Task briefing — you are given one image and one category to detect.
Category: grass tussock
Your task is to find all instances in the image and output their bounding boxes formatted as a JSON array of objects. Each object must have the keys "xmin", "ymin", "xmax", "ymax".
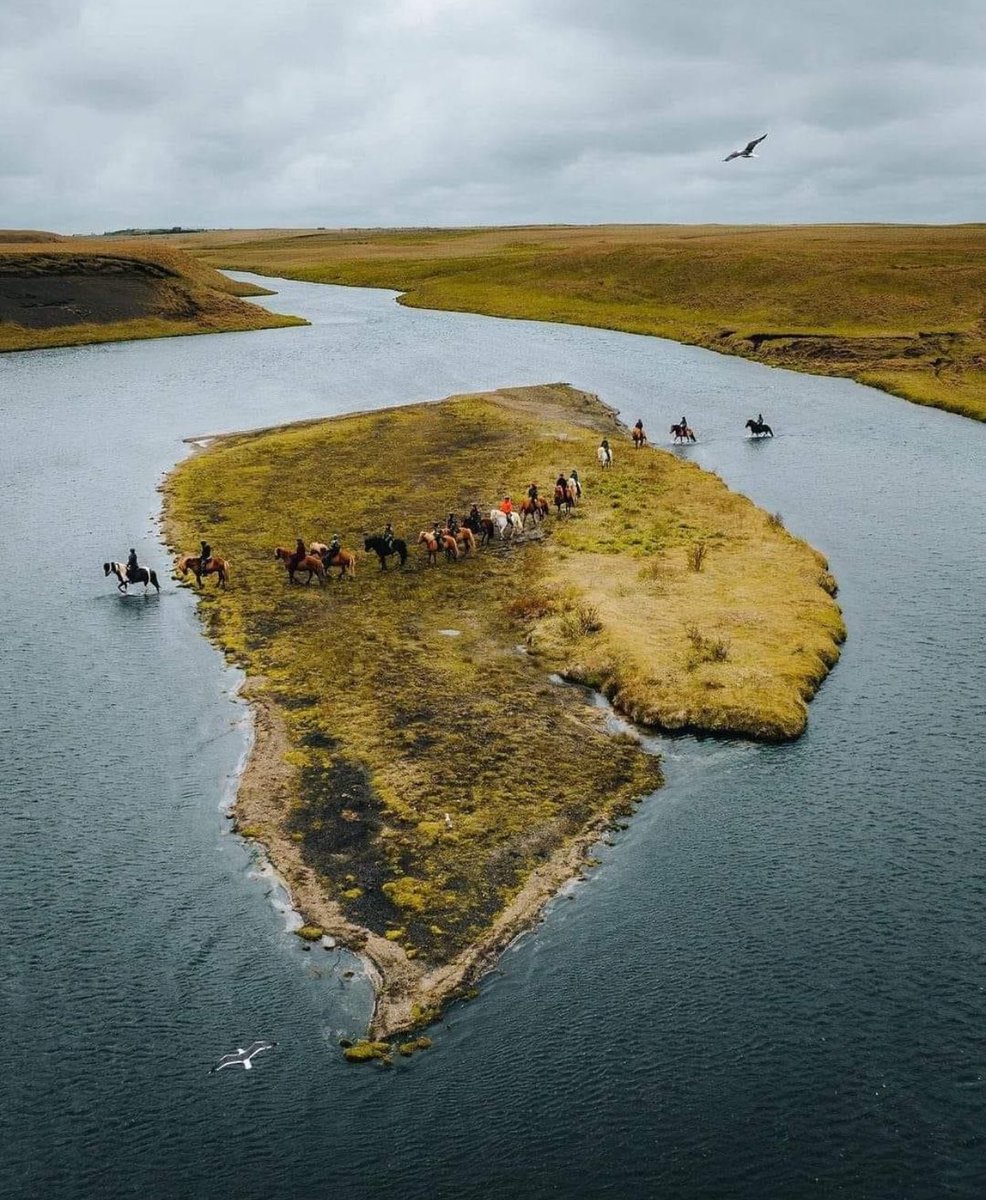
[
  {"xmin": 175, "ymin": 223, "xmax": 986, "ymax": 423},
  {"xmin": 163, "ymin": 383, "xmax": 843, "ymax": 974}
]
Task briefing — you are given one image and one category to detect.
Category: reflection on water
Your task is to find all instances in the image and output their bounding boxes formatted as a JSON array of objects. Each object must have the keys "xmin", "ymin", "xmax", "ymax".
[{"xmin": 1, "ymin": 277, "xmax": 984, "ymax": 1199}]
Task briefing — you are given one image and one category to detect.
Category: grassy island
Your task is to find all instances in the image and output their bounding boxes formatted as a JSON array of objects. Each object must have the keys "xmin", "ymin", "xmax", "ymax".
[
  {"xmin": 177, "ymin": 223, "xmax": 986, "ymax": 423},
  {"xmin": 0, "ymin": 236, "xmax": 305, "ymax": 353},
  {"xmin": 163, "ymin": 384, "xmax": 844, "ymax": 1036}
]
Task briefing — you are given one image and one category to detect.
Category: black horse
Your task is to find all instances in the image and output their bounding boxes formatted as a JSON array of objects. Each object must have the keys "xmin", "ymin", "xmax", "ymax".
[
  {"xmin": 745, "ymin": 418, "xmax": 774, "ymax": 438},
  {"xmin": 364, "ymin": 534, "xmax": 408, "ymax": 569}
]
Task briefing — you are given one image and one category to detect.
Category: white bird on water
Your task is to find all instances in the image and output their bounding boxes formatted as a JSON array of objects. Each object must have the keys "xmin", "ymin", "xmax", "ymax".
[
  {"xmin": 724, "ymin": 133, "xmax": 767, "ymax": 162},
  {"xmin": 210, "ymin": 1040, "xmax": 277, "ymax": 1073}
]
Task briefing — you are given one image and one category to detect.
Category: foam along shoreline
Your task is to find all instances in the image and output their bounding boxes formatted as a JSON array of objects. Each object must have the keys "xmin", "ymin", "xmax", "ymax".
[{"xmin": 163, "ymin": 384, "xmax": 844, "ymax": 1039}]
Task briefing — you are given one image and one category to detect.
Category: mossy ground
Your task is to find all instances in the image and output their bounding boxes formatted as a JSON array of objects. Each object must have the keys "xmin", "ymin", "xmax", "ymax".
[
  {"xmin": 163, "ymin": 384, "xmax": 842, "ymax": 976},
  {"xmin": 177, "ymin": 223, "xmax": 986, "ymax": 423}
]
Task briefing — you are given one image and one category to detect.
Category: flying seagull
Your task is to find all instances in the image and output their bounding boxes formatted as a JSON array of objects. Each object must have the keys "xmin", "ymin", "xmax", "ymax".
[
  {"xmin": 724, "ymin": 133, "xmax": 767, "ymax": 162},
  {"xmin": 209, "ymin": 1040, "xmax": 277, "ymax": 1073}
]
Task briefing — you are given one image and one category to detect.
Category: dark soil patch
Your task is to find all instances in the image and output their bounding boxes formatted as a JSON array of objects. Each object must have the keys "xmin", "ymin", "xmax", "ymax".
[{"xmin": 0, "ymin": 273, "xmax": 182, "ymax": 328}]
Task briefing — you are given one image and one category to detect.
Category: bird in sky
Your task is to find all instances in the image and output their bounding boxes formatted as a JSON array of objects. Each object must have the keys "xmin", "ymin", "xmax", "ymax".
[
  {"xmin": 209, "ymin": 1040, "xmax": 277, "ymax": 1073},
  {"xmin": 724, "ymin": 133, "xmax": 767, "ymax": 162}
]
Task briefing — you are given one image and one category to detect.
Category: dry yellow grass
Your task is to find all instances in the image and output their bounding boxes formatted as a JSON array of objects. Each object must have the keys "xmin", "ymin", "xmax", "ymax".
[{"xmin": 175, "ymin": 223, "xmax": 986, "ymax": 422}]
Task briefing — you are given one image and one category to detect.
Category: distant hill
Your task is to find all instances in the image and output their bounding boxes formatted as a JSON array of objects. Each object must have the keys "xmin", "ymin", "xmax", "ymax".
[
  {"xmin": 0, "ymin": 236, "xmax": 304, "ymax": 352},
  {"xmin": 0, "ymin": 230, "xmax": 66, "ymax": 243}
]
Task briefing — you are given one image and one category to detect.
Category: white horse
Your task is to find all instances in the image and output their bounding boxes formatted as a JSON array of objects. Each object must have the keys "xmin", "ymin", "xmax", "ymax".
[
  {"xmin": 597, "ymin": 444, "xmax": 613, "ymax": 468},
  {"xmin": 490, "ymin": 509, "xmax": 521, "ymax": 539}
]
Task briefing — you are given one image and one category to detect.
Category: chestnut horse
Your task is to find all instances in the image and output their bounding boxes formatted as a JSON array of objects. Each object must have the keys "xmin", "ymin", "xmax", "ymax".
[
  {"xmin": 554, "ymin": 484, "xmax": 575, "ymax": 515},
  {"xmin": 311, "ymin": 542, "xmax": 357, "ymax": 579},
  {"xmin": 418, "ymin": 531, "xmax": 458, "ymax": 564},
  {"xmin": 275, "ymin": 546, "xmax": 326, "ymax": 585},
  {"xmin": 519, "ymin": 497, "xmax": 549, "ymax": 527},
  {"xmin": 176, "ymin": 553, "xmax": 230, "ymax": 589},
  {"xmin": 444, "ymin": 525, "xmax": 476, "ymax": 555}
]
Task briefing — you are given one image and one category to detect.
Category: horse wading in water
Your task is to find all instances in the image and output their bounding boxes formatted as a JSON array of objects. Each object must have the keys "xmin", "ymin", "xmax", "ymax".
[
  {"xmin": 176, "ymin": 553, "xmax": 231, "ymax": 588},
  {"xmin": 745, "ymin": 418, "xmax": 774, "ymax": 438},
  {"xmin": 275, "ymin": 546, "xmax": 326, "ymax": 585},
  {"xmin": 670, "ymin": 422, "xmax": 697, "ymax": 444},
  {"xmin": 104, "ymin": 561, "xmax": 160, "ymax": 593},
  {"xmin": 364, "ymin": 534, "xmax": 408, "ymax": 569}
]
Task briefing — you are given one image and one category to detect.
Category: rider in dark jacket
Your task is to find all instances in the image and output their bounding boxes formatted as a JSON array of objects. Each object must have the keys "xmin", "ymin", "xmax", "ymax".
[
  {"xmin": 126, "ymin": 548, "xmax": 140, "ymax": 582},
  {"xmin": 327, "ymin": 535, "xmax": 341, "ymax": 562},
  {"xmin": 446, "ymin": 512, "xmax": 460, "ymax": 537},
  {"xmin": 527, "ymin": 481, "xmax": 539, "ymax": 503},
  {"xmin": 382, "ymin": 522, "xmax": 395, "ymax": 552}
]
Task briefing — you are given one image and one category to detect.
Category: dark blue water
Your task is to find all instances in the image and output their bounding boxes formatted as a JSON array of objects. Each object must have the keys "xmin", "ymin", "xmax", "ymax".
[{"xmin": 1, "ymin": 278, "xmax": 983, "ymax": 1199}]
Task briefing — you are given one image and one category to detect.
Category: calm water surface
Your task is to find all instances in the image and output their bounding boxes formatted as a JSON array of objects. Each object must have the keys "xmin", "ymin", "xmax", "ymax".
[{"xmin": 1, "ymin": 278, "xmax": 983, "ymax": 1199}]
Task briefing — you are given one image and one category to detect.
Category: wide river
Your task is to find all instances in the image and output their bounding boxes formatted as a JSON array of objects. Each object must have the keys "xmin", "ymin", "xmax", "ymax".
[{"xmin": 1, "ymin": 277, "xmax": 983, "ymax": 1199}]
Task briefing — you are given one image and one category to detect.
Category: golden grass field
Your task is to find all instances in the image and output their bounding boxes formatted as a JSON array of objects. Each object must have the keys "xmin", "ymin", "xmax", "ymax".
[
  {"xmin": 163, "ymin": 384, "xmax": 843, "ymax": 1034},
  {"xmin": 0, "ymin": 236, "xmax": 305, "ymax": 352},
  {"xmin": 172, "ymin": 223, "xmax": 986, "ymax": 422}
]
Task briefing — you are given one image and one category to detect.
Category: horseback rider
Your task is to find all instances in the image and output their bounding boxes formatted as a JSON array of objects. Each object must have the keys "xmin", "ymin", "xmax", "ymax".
[
  {"xmin": 570, "ymin": 469, "xmax": 581, "ymax": 498},
  {"xmin": 757, "ymin": 412, "xmax": 764, "ymax": 427},
  {"xmin": 199, "ymin": 538, "xmax": 211, "ymax": 573},
  {"xmin": 327, "ymin": 534, "xmax": 342, "ymax": 562},
  {"xmin": 499, "ymin": 496, "xmax": 513, "ymax": 515},
  {"xmin": 126, "ymin": 547, "xmax": 140, "ymax": 582},
  {"xmin": 289, "ymin": 537, "xmax": 305, "ymax": 570},
  {"xmin": 634, "ymin": 419, "xmax": 644, "ymax": 434},
  {"xmin": 527, "ymin": 481, "xmax": 539, "ymax": 503},
  {"xmin": 382, "ymin": 522, "xmax": 395, "ymax": 552},
  {"xmin": 446, "ymin": 511, "xmax": 460, "ymax": 537},
  {"xmin": 467, "ymin": 504, "xmax": 482, "ymax": 533},
  {"xmin": 555, "ymin": 472, "xmax": 569, "ymax": 494}
]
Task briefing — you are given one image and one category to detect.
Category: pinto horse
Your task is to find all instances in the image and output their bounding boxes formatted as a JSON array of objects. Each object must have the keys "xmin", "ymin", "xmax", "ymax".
[
  {"xmin": 745, "ymin": 418, "xmax": 774, "ymax": 438},
  {"xmin": 104, "ymin": 561, "xmax": 160, "ymax": 593},
  {"xmin": 670, "ymin": 422, "xmax": 697, "ymax": 444},
  {"xmin": 275, "ymin": 546, "xmax": 326, "ymax": 585},
  {"xmin": 176, "ymin": 553, "xmax": 230, "ymax": 588},
  {"xmin": 632, "ymin": 425, "xmax": 646, "ymax": 449},
  {"xmin": 364, "ymin": 534, "xmax": 408, "ymax": 569}
]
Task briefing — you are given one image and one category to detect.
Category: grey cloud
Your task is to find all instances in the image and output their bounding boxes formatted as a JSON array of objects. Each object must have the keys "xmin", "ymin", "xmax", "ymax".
[{"xmin": 1, "ymin": 0, "xmax": 984, "ymax": 231}]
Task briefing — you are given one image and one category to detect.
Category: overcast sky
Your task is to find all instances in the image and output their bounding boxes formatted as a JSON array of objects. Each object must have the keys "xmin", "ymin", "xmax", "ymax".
[{"xmin": 2, "ymin": 0, "xmax": 984, "ymax": 232}]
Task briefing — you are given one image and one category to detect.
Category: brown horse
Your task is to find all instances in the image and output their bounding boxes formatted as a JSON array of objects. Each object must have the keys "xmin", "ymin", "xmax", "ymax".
[
  {"xmin": 632, "ymin": 425, "xmax": 647, "ymax": 449},
  {"xmin": 445, "ymin": 525, "xmax": 476, "ymax": 554},
  {"xmin": 671, "ymin": 422, "xmax": 697, "ymax": 443},
  {"xmin": 519, "ymin": 498, "xmax": 547, "ymax": 528},
  {"xmin": 176, "ymin": 553, "xmax": 231, "ymax": 589},
  {"xmin": 554, "ymin": 484, "xmax": 575, "ymax": 515},
  {"xmin": 275, "ymin": 546, "xmax": 326, "ymax": 585},
  {"xmin": 311, "ymin": 543, "xmax": 357, "ymax": 579},
  {"xmin": 418, "ymin": 531, "xmax": 440, "ymax": 565}
]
